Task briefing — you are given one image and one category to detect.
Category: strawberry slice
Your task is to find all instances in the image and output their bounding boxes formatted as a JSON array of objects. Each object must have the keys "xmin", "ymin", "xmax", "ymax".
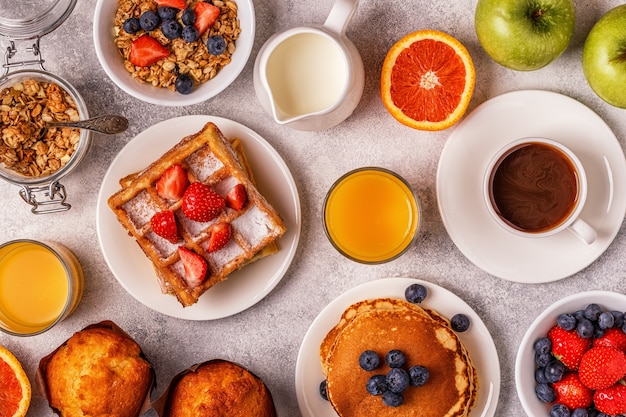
[
  {"xmin": 129, "ymin": 35, "xmax": 169, "ymax": 67},
  {"xmin": 194, "ymin": 2, "xmax": 220, "ymax": 36},
  {"xmin": 178, "ymin": 247, "xmax": 207, "ymax": 287},
  {"xmin": 226, "ymin": 183, "xmax": 247, "ymax": 210},
  {"xmin": 208, "ymin": 222, "xmax": 231, "ymax": 252},
  {"xmin": 155, "ymin": 0, "xmax": 186, "ymax": 9},
  {"xmin": 150, "ymin": 210, "xmax": 179, "ymax": 243},
  {"xmin": 182, "ymin": 182, "xmax": 225, "ymax": 222},
  {"xmin": 157, "ymin": 164, "xmax": 189, "ymax": 200}
]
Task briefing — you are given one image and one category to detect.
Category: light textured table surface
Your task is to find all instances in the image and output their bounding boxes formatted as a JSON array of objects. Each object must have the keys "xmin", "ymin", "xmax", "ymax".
[{"xmin": 1, "ymin": 1, "xmax": 626, "ymax": 417}]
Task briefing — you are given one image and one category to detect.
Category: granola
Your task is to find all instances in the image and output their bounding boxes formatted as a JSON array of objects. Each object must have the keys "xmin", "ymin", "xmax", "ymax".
[
  {"xmin": 0, "ymin": 80, "xmax": 80, "ymax": 177},
  {"xmin": 114, "ymin": 0, "xmax": 240, "ymax": 93}
]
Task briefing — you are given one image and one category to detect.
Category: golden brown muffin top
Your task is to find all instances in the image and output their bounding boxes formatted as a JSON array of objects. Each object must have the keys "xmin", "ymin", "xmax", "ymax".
[
  {"xmin": 165, "ymin": 360, "xmax": 276, "ymax": 417},
  {"xmin": 45, "ymin": 326, "xmax": 153, "ymax": 417}
]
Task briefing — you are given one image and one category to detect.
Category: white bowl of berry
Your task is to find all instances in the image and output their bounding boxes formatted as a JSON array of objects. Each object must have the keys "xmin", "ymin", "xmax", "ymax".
[
  {"xmin": 93, "ymin": 0, "xmax": 254, "ymax": 106},
  {"xmin": 516, "ymin": 290, "xmax": 626, "ymax": 417}
]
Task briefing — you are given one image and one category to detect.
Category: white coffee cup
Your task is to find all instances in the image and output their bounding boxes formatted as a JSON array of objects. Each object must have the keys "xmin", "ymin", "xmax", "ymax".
[{"xmin": 484, "ymin": 137, "xmax": 597, "ymax": 244}]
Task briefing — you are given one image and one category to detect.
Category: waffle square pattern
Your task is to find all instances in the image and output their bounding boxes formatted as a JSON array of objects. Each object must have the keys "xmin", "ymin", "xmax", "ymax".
[{"xmin": 108, "ymin": 122, "xmax": 286, "ymax": 307}]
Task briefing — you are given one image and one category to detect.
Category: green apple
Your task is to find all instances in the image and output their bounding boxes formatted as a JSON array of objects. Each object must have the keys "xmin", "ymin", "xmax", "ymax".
[
  {"xmin": 582, "ymin": 5, "xmax": 626, "ymax": 108},
  {"xmin": 475, "ymin": 0, "xmax": 575, "ymax": 71}
]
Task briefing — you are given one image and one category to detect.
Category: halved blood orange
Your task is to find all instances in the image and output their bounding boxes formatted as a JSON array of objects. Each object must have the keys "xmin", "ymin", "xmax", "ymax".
[
  {"xmin": 0, "ymin": 346, "xmax": 31, "ymax": 417},
  {"xmin": 381, "ymin": 30, "xmax": 475, "ymax": 131}
]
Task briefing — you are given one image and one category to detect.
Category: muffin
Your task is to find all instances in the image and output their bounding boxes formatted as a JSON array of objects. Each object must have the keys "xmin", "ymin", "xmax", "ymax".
[
  {"xmin": 163, "ymin": 360, "xmax": 276, "ymax": 417},
  {"xmin": 40, "ymin": 321, "xmax": 153, "ymax": 417}
]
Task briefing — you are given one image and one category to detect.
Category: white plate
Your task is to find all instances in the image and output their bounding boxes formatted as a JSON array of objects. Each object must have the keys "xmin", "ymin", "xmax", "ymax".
[
  {"xmin": 515, "ymin": 291, "xmax": 626, "ymax": 417},
  {"xmin": 437, "ymin": 90, "xmax": 626, "ymax": 283},
  {"xmin": 96, "ymin": 115, "xmax": 301, "ymax": 320},
  {"xmin": 295, "ymin": 277, "xmax": 500, "ymax": 417},
  {"xmin": 93, "ymin": 0, "xmax": 255, "ymax": 106}
]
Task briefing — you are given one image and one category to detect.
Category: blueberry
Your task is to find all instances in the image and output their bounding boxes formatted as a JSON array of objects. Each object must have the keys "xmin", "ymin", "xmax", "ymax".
[
  {"xmin": 158, "ymin": 6, "xmax": 178, "ymax": 20},
  {"xmin": 175, "ymin": 74, "xmax": 194, "ymax": 94},
  {"xmin": 571, "ymin": 409, "xmax": 589, "ymax": 417},
  {"xmin": 408, "ymin": 365, "xmax": 429, "ymax": 386},
  {"xmin": 557, "ymin": 313, "xmax": 577, "ymax": 331},
  {"xmin": 535, "ymin": 367, "xmax": 549, "ymax": 384},
  {"xmin": 139, "ymin": 10, "xmax": 159, "ymax": 31},
  {"xmin": 181, "ymin": 8, "xmax": 196, "ymax": 25},
  {"xmin": 535, "ymin": 383, "xmax": 556, "ymax": 403},
  {"xmin": 577, "ymin": 318, "xmax": 594, "ymax": 339},
  {"xmin": 550, "ymin": 403, "xmax": 571, "ymax": 417},
  {"xmin": 123, "ymin": 17, "xmax": 140, "ymax": 34},
  {"xmin": 382, "ymin": 390, "xmax": 404, "ymax": 407},
  {"xmin": 534, "ymin": 337, "xmax": 552, "ymax": 355},
  {"xmin": 181, "ymin": 25, "xmax": 199, "ymax": 42},
  {"xmin": 161, "ymin": 19, "xmax": 182, "ymax": 39},
  {"xmin": 405, "ymin": 283, "xmax": 427, "ymax": 304},
  {"xmin": 535, "ymin": 351, "xmax": 552, "ymax": 367},
  {"xmin": 599, "ymin": 311, "xmax": 615, "ymax": 329},
  {"xmin": 451, "ymin": 313, "xmax": 470, "ymax": 332},
  {"xmin": 319, "ymin": 380, "xmax": 328, "ymax": 401},
  {"xmin": 386, "ymin": 368, "xmax": 409, "ymax": 393},
  {"xmin": 385, "ymin": 350, "xmax": 405, "ymax": 368},
  {"xmin": 544, "ymin": 360, "xmax": 565, "ymax": 383},
  {"xmin": 593, "ymin": 325, "xmax": 605, "ymax": 339},
  {"xmin": 207, "ymin": 35, "xmax": 227, "ymax": 55},
  {"xmin": 612, "ymin": 311, "xmax": 625, "ymax": 328},
  {"xmin": 573, "ymin": 310, "xmax": 586, "ymax": 321},
  {"xmin": 365, "ymin": 375, "xmax": 387, "ymax": 396},
  {"xmin": 585, "ymin": 303, "xmax": 602, "ymax": 321},
  {"xmin": 359, "ymin": 350, "xmax": 380, "ymax": 371}
]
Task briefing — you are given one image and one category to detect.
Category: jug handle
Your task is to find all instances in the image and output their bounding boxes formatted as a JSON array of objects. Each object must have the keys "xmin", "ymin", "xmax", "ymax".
[{"xmin": 323, "ymin": 0, "xmax": 360, "ymax": 36}]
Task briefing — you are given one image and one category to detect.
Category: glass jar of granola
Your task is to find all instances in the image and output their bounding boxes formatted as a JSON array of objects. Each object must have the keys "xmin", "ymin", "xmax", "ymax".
[{"xmin": 0, "ymin": 0, "xmax": 92, "ymax": 214}]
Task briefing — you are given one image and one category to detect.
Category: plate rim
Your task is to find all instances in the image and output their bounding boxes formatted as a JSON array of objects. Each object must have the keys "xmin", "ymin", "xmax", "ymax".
[
  {"xmin": 95, "ymin": 115, "xmax": 301, "ymax": 320},
  {"xmin": 437, "ymin": 89, "xmax": 626, "ymax": 283},
  {"xmin": 514, "ymin": 290, "xmax": 626, "ymax": 417},
  {"xmin": 294, "ymin": 277, "xmax": 501, "ymax": 417}
]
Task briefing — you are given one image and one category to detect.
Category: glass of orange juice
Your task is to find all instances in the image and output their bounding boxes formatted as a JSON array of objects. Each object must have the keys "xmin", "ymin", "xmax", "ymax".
[
  {"xmin": 0, "ymin": 240, "xmax": 84, "ymax": 336},
  {"xmin": 323, "ymin": 167, "xmax": 420, "ymax": 264}
]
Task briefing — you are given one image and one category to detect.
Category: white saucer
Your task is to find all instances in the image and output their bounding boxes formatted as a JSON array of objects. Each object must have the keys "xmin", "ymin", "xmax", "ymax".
[
  {"xmin": 295, "ymin": 277, "xmax": 500, "ymax": 417},
  {"xmin": 437, "ymin": 90, "xmax": 626, "ymax": 283},
  {"xmin": 96, "ymin": 116, "xmax": 301, "ymax": 320}
]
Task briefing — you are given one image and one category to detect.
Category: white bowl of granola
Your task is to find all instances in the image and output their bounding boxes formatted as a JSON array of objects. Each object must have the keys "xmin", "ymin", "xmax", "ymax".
[{"xmin": 93, "ymin": 0, "xmax": 254, "ymax": 106}]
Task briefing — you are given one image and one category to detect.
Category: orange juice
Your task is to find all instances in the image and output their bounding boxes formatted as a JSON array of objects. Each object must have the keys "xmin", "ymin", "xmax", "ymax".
[
  {"xmin": 0, "ymin": 240, "xmax": 83, "ymax": 336},
  {"xmin": 324, "ymin": 168, "xmax": 419, "ymax": 263}
]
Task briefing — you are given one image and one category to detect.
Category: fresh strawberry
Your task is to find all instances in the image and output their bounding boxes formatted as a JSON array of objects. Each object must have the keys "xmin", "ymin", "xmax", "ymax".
[
  {"xmin": 594, "ymin": 383, "xmax": 626, "ymax": 415},
  {"xmin": 155, "ymin": 0, "xmax": 186, "ymax": 8},
  {"xmin": 548, "ymin": 326, "xmax": 592, "ymax": 370},
  {"xmin": 194, "ymin": 2, "xmax": 220, "ymax": 36},
  {"xmin": 207, "ymin": 222, "xmax": 231, "ymax": 252},
  {"xmin": 129, "ymin": 35, "xmax": 169, "ymax": 67},
  {"xmin": 150, "ymin": 210, "xmax": 179, "ymax": 243},
  {"xmin": 595, "ymin": 328, "xmax": 626, "ymax": 352},
  {"xmin": 226, "ymin": 183, "xmax": 247, "ymax": 210},
  {"xmin": 181, "ymin": 182, "xmax": 225, "ymax": 222},
  {"xmin": 552, "ymin": 372, "xmax": 593, "ymax": 410},
  {"xmin": 157, "ymin": 164, "xmax": 189, "ymax": 200},
  {"xmin": 178, "ymin": 247, "xmax": 207, "ymax": 287},
  {"xmin": 578, "ymin": 346, "xmax": 626, "ymax": 390}
]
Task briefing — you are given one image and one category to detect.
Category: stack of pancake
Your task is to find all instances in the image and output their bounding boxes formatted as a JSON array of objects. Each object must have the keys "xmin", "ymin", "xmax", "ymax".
[{"xmin": 320, "ymin": 298, "xmax": 478, "ymax": 417}]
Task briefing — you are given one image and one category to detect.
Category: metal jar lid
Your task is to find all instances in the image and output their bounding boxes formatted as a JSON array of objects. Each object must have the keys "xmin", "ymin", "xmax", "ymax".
[{"xmin": 0, "ymin": 0, "xmax": 77, "ymax": 41}]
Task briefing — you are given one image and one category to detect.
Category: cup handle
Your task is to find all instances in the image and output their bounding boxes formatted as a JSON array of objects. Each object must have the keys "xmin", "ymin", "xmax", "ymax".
[
  {"xmin": 323, "ymin": 0, "xmax": 360, "ymax": 35},
  {"xmin": 568, "ymin": 218, "xmax": 597, "ymax": 245}
]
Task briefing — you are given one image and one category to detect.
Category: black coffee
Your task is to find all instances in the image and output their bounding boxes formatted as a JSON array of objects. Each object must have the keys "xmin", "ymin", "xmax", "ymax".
[{"xmin": 490, "ymin": 142, "xmax": 579, "ymax": 233}]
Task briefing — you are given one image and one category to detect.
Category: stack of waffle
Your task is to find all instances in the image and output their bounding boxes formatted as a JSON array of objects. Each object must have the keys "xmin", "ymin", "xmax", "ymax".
[{"xmin": 108, "ymin": 122, "xmax": 286, "ymax": 307}]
